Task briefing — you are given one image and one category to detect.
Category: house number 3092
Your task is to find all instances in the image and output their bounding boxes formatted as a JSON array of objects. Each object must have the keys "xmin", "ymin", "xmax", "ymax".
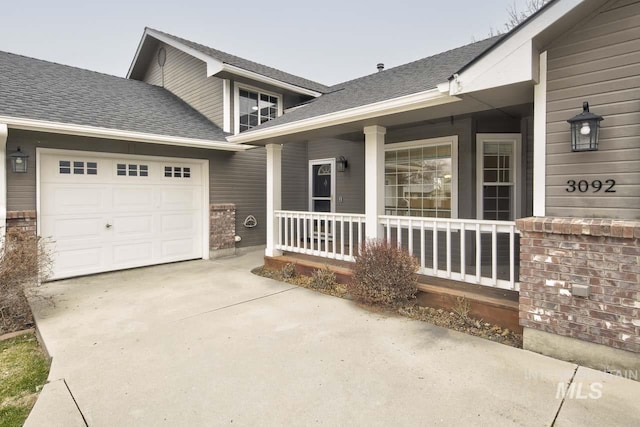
[{"xmin": 566, "ymin": 179, "xmax": 616, "ymax": 193}]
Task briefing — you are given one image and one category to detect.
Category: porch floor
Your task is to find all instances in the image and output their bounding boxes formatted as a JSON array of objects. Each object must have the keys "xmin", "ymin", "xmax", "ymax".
[{"xmin": 264, "ymin": 252, "xmax": 521, "ymax": 333}]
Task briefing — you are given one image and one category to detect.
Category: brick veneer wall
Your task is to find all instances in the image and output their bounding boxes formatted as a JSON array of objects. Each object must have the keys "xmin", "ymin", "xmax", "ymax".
[
  {"xmin": 516, "ymin": 217, "xmax": 640, "ymax": 353},
  {"xmin": 5, "ymin": 210, "xmax": 37, "ymax": 234},
  {"xmin": 210, "ymin": 204, "xmax": 236, "ymax": 251}
]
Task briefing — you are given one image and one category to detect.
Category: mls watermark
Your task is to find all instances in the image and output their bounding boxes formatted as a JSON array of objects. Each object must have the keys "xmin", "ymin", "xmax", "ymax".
[{"xmin": 555, "ymin": 382, "xmax": 602, "ymax": 400}]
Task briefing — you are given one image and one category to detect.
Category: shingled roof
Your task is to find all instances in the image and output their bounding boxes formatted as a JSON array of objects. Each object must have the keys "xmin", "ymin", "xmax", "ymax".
[
  {"xmin": 243, "ymin": 36, "xmax": 500, "ymax": 131},
  {"xmin": 147, "ymin": 28, "xmax": 330, "ymax": 94},
  {"xmin": 0, "ymin": 50, "xmax": 229, "ymax": 142}
]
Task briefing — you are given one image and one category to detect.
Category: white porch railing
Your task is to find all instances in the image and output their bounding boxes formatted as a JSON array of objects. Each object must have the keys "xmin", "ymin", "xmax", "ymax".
[
  {"xmin": 275, "ymin": 210, "xmax": 366, "ymax": 261},
  {"xmin": 379, "ymin": 215, "xmax": 520, "ymax": 291}
]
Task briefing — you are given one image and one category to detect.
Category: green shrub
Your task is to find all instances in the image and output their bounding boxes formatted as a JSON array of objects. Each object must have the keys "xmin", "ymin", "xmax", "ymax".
[
  {"xmin": 280, "ymin": 262, "xmax": 297, "ymax": 279},
  {"xmin": 310, "ymin": 265, "xmax": 336, "ymax": 290},
  {"xmin": 349, "ymin": 239, "xmax": 418, "ymax": 306}
]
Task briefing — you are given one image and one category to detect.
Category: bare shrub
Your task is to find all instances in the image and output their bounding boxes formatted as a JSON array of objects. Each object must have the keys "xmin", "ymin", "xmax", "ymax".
[
  {"xmin": 349, "ymin": 240, "xmax": 419, "ymax": 306},
  {"xmin": 310, "ymin": 265, "xmax": 336, "ymax": 290},
  {"xmin": 281, "ymin": 262, "xmax": 297, "ymax": 279},
  {"xmin": 0, "ymin": 228, "xmax": 53, "ymax": 334}
]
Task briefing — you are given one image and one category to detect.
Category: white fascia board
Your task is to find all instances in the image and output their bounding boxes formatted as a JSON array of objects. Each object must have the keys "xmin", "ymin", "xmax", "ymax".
[
  {"xmin": 133, "ymin": 29, "xmax": 322, "ymax": 97},
  {"xmin": 0, "ymin": 116, "xmax": 254, "ymax": 152},
  {"xmin": 142, "ymin": 29, "xmax": 224, "ymax": 77},
  {"xmin": 0, "ymin": 124, "xmax": 7, "ymax": 238},
  {"xmin": 451, "ymin": 0, "xmax": 584, "ymax": 95},
  {"xmin": 221, "ymin": 64, "xmax": 322, "ymax": 97},
  {"xmin": 228, "ymin": 89, "xmax": 460, "ymax": 144}
]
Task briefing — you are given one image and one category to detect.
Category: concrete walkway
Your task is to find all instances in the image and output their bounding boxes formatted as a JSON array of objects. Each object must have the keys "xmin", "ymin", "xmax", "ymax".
[{"xmin": 26, "ymin": 249, "xmax": 640, "ymax": 426}]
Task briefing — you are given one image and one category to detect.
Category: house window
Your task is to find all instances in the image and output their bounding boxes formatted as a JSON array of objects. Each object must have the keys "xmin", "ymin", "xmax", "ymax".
[
  {"xmin": 476, "ymin": 134, "xmax": 521, "ymax": 221},
  {"xmin": 385, "ymin": 137, "xmax": 458, "ymax": 218},
  {"xmin": 235, "ymin": 85, "xmax": 282, "ymax": 133}
]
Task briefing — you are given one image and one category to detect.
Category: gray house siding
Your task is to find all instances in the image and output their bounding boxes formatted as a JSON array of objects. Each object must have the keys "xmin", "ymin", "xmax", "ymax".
[
  {"xmin": 143, "ymin": 43, "xmax": 225, "ymax": 130},
  {"xmin": 5, "ymin": 130, "xmax": 270, "ymax": 248},
  {"xmin": 545, "ymin": 0, "xmax": 640, "ymax": 220}
]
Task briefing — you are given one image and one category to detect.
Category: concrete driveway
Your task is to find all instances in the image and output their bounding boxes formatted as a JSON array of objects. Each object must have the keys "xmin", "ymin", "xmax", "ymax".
[{"xmin": 26, "ymin": 249, "xmax": 640, "ymax": 426}]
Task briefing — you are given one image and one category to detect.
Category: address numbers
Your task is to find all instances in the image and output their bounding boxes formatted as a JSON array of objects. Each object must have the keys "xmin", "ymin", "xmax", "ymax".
[{"xmin": 566, "ymin": 179, "xmax": 616, "ymax": 193}]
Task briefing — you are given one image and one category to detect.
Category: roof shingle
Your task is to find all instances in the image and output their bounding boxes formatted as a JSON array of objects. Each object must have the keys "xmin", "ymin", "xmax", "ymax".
[{"xmin": 0, "ymin": 50, "xmax": 229, "ymax": 141}]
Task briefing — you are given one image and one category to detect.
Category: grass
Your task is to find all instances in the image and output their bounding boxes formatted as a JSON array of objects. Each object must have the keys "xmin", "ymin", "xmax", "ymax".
[{"xmin": 0, "ymin": 333, "xmax": 50, "ymax": 427}]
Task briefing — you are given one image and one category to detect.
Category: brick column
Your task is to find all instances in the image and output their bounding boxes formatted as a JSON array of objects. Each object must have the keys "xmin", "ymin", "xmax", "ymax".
[
  {"xmin": 210, "ymin": 204, "xmax": 236, "ymax": 258},
  {"xmin": 516, "ymin": 217, "xmax": 640, "ymax": 374}
]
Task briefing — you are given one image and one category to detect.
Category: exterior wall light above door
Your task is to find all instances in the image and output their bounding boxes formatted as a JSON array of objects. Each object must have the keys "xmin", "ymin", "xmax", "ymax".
[
  {"xmin": 10, "ymin": 147, "xmax": 29, "ymax": 173},
  {"xmin": 567, "ymin": 102, "xmax": 604, "ymax": 152},
  {"xmin": 336, "ymin": 156, "xmax": 348, "ymax": 172}
]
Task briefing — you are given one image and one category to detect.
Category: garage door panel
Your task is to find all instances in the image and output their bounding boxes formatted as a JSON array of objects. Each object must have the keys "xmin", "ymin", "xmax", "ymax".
[
  {"xmin": 40, "ymin": 151, "xmax": 205, "ymax": 280},
  {"xmin": 55, "ymin": 246, "xmax": 104, "ymax": 272},
  {"xmin": 112, "ymin": 242, "xmax": 154, "ymax": 266},
  {"xmin": 111, "ymin": 215, "xmax": 154, "ymax": 236},
  {"xmin": 112, "ymin": 187, "xmax": 155, "ymax": 212},
  {"xmin": 159, "ymin": 187, "xmax": 202, "ymax": 210},
  {"xmin": 160, "ymin": 238, "xmax": 199, "ymax": 259},
  {"xmin": 42, "ymin": 186, "xmax": 110, "ymax": 214},
  {"xmin": 43, "ymin": 216, "xmax": 105, "ymax": 240},
  {"xmin": 160, "ymin": 213, "xmax": 198, "ymax": 233}
]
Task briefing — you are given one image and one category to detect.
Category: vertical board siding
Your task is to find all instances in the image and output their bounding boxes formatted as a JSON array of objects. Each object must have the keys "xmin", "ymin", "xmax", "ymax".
[
  {"xmin": 5, "ymin": 130, "xmax": 271, "ymax": 248},
  {"xmin": 143, "ymin": 43, "xmax": 225, "ymax": 129},
  {"xmin": 545, "ymin": 0, "xmax": 640, "ymax": 219}
]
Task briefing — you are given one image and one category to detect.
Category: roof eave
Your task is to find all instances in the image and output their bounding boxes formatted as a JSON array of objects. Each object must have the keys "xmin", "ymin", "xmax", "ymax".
[
  {"xmin": 0, "ymin": 115, "xmax": 254, "ymax": 151},
  {"xmin": 227, "ymin": 89, "xmax": 460, "ymax": 144},
  {"xmin": 128, "ymin": 28, "xmax": 323, "ymax": 97}
]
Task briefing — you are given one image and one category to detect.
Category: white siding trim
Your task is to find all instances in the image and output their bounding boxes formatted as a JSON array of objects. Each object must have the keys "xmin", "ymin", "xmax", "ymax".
[
  {"xmin": 308, "ymin": 158, "xmax": 337, "ymax": 213},
  {"xmin": 533, "ymin": 51, "xmax": 547, "ymax": 217},
  {"xmin": 476, "ymin": 133, "xmax": 522, "ymax": 220},
  {"xmin": 223, "ymin": 79, "xmax": 231, "ymax": 133},
  {"xmin": 0, "ymin": 124, "xmax": 7, "ymax": 238},
  {"xmin": 384, "ymin": 136, "xmax": 459, "ymax": 219},
  {"xmin": 0, "ymin": 115, "xmax": 253, "ymax": 151},
  {"xmin": 450, "ymin": 0, "xmax": 585, "ymax": 95},
  {"xmin": 233, "ymin": 83, "xmax": 283, "ymax": 136},
  {"xmin": 265, "ymin": 144, "xmax": 283, "ymax": 257},
  {"xmin": 364, "ymin": 125, "xmax": 386, "ymax": 240},
  {"xmin": 229, "ymin": 89, "xmax": 460, "ymax": 144}
]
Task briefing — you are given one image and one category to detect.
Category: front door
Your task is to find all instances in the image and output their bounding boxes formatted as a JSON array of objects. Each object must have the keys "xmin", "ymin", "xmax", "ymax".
[{"xmin": 309, "ymin": 159, "xmax": 336, "ymax": 213}]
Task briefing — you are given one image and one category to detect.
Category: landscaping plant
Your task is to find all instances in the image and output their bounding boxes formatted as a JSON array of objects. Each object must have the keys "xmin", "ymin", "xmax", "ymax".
[
  {"xmin": 0, "ymin": 228, "xmax": 53, "ymax": 334},
  {"xmin": 350, "ymin": 239, "xmax": 418, "ymax": 306},
  {"xmin": 310, "ymin": 265, "xmax": 337, "ymax": 290}
]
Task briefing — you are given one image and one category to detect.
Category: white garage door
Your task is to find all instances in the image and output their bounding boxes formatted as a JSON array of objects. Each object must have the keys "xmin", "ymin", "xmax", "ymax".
[{"xmin": 39, "ymin": 150, "xmax": 207, "ymax": 280}]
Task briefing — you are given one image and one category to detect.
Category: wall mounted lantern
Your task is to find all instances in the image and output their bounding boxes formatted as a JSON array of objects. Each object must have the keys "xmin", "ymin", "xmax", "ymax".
[
  {"xmin": 336, "ymin": 156, "xmax": 348, "ymax": 172},
  {"xmin": 567, "ymin": 102, "xmax": 603, "ymax": 152},
  {"xmin": 10, "ymin": 147, "xmax": 29, "ymax": 173}
]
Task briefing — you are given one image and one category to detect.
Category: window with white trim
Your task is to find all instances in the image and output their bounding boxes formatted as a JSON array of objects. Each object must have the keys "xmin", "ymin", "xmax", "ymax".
[
  {"xmin": 385, "ymin": 137, "xmax": 457, "ymax": 218},
  {"xmin": 235, "ymin": 85, "xmax": 282, "ymax": 133},
  {"xmin": 477, "ymin": 134, "xmax": 521, "ymax": 221}
]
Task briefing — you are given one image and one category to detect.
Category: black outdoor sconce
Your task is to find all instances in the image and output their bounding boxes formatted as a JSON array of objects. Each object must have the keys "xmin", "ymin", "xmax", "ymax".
[
  {"xmin": 567, "ymin": 102, "xmax": 604, "ymax": 152},
  {"xmin": 336, "ymin": 155, "xmax": 348, "ymax": 172},
  {"xmin": 10, "ymin": 147, "xmax": 29, "ymax": 173}
]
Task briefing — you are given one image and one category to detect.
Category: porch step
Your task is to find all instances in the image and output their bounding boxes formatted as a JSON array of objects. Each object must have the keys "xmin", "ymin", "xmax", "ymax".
[{"xmin": 264, "ymin": 253, "xmax": 521, "ymax": 333}]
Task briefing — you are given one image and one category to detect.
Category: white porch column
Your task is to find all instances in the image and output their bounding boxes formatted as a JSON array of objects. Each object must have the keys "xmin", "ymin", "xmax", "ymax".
[
  {"xmin": 0, "ymin": 124, "xmax": 7, "ymax": 238},
  {"xmin": 265, "ymin": 143, "xmax": 282, "ymax": 257},
  {"xmin": 533, "ymin": 51, "xmax": 547, "ymax": 217},
  {"xmin": 364, "ymin": 125, "xmax": 386, "ymax": 240}
]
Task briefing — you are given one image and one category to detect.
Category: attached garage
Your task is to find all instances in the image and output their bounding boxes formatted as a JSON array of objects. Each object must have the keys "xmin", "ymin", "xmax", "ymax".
[{"xmin": 38, "ymin": 149, "xmax": 209, "ymax": 279}]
